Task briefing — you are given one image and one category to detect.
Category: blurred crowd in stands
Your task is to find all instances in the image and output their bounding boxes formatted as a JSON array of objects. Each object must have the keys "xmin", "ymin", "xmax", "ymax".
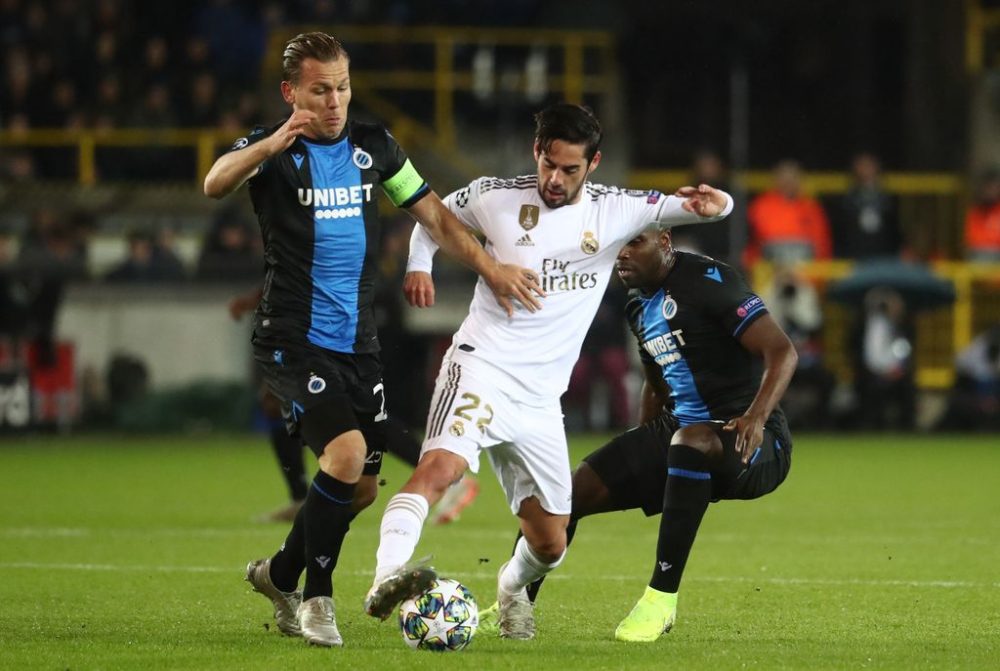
[{"xmin": 1, "ymin": 1, "xmax": 998, "ymax": 434}]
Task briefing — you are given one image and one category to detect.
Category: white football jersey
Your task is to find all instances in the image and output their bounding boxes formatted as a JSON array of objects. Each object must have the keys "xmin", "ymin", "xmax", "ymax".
[{"xmin": 408, "ymin": 175, "xmax": 732, "ymax": 404}]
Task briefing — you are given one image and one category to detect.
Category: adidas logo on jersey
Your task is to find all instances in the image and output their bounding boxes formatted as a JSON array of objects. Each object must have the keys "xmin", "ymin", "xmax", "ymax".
[{"xmin": 515, "ymin": 233, "xmax": 534, "ymax": 247}]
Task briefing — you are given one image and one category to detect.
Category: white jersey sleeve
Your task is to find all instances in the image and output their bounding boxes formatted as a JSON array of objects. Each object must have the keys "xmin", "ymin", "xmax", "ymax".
[
  {"xmin": 651, "ymin": 189, "xmax": 733, "ymax": 227},
  {"xmin": 588, "ymin": 185, "xmax": 733, "ymax": 244},
  {"xmin": 406, "ymin": 178, "xmax": 488, "ymax": 273}
]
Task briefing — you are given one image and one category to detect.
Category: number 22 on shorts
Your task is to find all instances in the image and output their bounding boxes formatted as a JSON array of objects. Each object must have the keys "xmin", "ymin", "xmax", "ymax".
[{"xmin": 453, "ymin": 392, "xmax": 494, "ymax": 433}]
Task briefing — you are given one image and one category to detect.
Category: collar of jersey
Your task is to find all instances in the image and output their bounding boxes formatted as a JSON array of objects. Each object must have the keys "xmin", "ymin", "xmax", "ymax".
[{"xmin": 298, "ymin": 127, "xmax": 349, "ymax": 147}]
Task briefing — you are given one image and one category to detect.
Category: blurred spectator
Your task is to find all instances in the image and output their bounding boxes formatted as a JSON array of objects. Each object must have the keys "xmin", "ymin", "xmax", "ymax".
[
  {"xmin": 195, "ymin": 206, "xmax": 262, "ymax": 282},
  {"xmin": 964, "ymin": 168, "xmax": 1000, "ymax": 262},
  {"xmin": 180, "ymin": 72, "xmax": 221, "ymax": 127},
  {"xmin": 745, "ymin": 160, "xmax": 832, "ymax": 267},
  {"xmin": 105, "ymin": 228, "xmax": 186, "ymax": 283},
  {"xmin": 131, "ymin": 83, "xmax": 176, "ymax": 128},
  {"xmin": 140, "ymin": 36, "xmax": 172, "ymax": 89},
  {"xmin": 195, "ymin": 0, "xmax": 266, "ymax": 88},
  {"xmin": 832, "ymin": 152, "xmax": 903, "ymax": 259},
  {"xmin": 937, "ymin": 326, "xmax": 1000, "ymax": 431},
  {"xmin": 763, "ymin": 268, "xmax": 834, "ymax": 429},
  {"xmin": 565, "ymin": 277, "xmax": 632, "ymax": 430},
  {"xmin": 16, "ymin": 210, "xmax": 89, "ymax": 366},
  {"xmin": 850, "ymin": 287, "xmax": 915, "ymax": 431},
  {"xmin": 672, "ymin": 149, "xmax": 732, "ymax": 261},
  {"xmin": 92, "ymin": 75, "xmax": 126, "ymax": 129}
]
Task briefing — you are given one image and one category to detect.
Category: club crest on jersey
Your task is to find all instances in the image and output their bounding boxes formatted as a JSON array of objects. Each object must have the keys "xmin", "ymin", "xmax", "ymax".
[
  {"xmin": 352, "ymin": 147, "xmax": 373, "ymax": 169},
  {"xmin": 449, "ymin": 421, "xmax": 465, "ymax": 437},
  {"xmin": 581, "ymin": 231, "xmax": 599, "ymax": 255},
  {"xmin": 662, "ymin": 295, "xmax": 678, "ymax": 320},
  {"xmin": 519, "ymin": 204, "xmax": 540, "ymax": 231},
  {"xmin": 307, "ymin": 374, "xmax": 326, "ymax": 394}
]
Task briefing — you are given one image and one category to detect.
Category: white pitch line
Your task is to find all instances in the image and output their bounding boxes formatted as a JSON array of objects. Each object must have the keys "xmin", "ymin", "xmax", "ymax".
[
  {"xmin": 3, "ymin": 527, "xmax": 996, "ymax": 547},
  {"xmin": 1, "ymin": 562, "xmax": 997, "ymax": 590}
]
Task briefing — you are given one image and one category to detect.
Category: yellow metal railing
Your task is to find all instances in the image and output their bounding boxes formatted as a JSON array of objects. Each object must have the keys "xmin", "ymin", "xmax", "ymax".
[
  {"xmin": 750, "ymin": 260, "xmax": 1000, "ymax": 389},
  {"xmin": 0, "ymin": 128, "xmax": 232, "ymax": 187},
  {"xmin": 966, "ymin": 0, "xmax": 1000, "ymax": 74}
]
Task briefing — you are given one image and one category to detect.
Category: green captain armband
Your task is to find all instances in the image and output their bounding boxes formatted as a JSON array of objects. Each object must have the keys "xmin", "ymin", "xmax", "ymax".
[{"xmin": 382, "ymin": 159, "xmax": 427, "ymax": 207}]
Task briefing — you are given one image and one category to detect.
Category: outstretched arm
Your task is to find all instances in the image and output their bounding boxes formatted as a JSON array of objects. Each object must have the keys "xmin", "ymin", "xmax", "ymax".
[
  {"xmin": 407, "ymin": 192, "xmax": 544, "ymax": 316},
  {"xmin": 723, "ymin": 314, "xmax": 798, "ymax": 462},
  {"xmin": 653, "ymin": 184, "xmax": 733, "ymax": 227}
]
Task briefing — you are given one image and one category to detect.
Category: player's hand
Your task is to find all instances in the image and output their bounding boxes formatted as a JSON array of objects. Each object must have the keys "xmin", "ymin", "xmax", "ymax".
[
  {"xmin": 266, "ymin": 110, "xmax": 317, "ymax": 154},
  {"xmin": 404, "ymin": 271, "xmax": 436, "ymax": 308},
  {"xmin": 485, "ymin": 263, "xmax": 544, "ymax": 317},
  {"xmin": 675, "ymin": 184, "xmax": 728, "ymax": 217},
  {"xmin": 722, "ymin": 412, "xmax": 766, "ymax": 465}
]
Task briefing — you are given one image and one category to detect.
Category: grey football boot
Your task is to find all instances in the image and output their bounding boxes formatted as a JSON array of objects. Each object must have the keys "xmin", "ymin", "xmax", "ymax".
[
  {"xmin": 297, "ymin": 596, "xmax": 343, "ymax": 647},
  {"xmin": 245, "ymin": 558, "xmax": 302, "ymax": 636},
  {"xmin": 497, "ymin": 560, "xmax": 536, "ymax": 639}
]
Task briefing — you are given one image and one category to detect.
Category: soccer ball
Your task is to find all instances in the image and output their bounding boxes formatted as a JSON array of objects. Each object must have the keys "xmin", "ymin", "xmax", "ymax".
[{"xmin": 398, "ymin": 578, "xmax": 478, "ymax": 651}]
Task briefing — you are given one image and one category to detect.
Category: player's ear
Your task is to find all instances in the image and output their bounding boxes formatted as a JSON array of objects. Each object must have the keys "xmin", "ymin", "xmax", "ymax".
[
  {"xmin": 533, "ymin": 141, "xmax": 541, "ymax": 161},
  {"xmin": 588, "ymin": 150, "xmax": 602, "ymax": 174},
  {"xmin": 280, "ymin": 80, "xmax": 295, "ymax": 105}
]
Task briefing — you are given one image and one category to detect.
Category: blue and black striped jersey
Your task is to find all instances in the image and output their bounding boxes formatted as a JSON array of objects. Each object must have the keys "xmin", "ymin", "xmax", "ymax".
[
  {"xmin": 230, "ymin": 119, "xmax": 429, "ymax": 353},
  {"xmin": 626, "ymin": 252, "xmax": 769, "ymax": 425}
]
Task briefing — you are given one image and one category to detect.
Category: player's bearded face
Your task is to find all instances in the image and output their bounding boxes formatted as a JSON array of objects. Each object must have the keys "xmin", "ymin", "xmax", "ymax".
[
  {"xmin": 534, "ymin": 140, "xmax": 600, "ymax": 208},
  {"xmin": 288, "ymin": 57, "xmax": 352, "ymax": 139}
]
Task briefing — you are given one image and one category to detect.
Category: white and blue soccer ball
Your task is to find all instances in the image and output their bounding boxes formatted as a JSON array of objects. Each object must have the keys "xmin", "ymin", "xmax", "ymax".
[{"xmin": 398, "ymin": 578, "xmax": 478, "ymax": 651}]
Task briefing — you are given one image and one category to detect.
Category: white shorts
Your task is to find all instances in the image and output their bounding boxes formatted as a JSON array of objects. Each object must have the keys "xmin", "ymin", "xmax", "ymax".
[{"xmin": 422, "ymin": 355, "xmax": 571, "ymax": 516}]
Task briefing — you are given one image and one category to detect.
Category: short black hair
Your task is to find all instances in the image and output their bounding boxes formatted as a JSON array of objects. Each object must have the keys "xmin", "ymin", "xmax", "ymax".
[{"xmin": 534, "ymin": 103, "xmax": 603, "ymax": 163}]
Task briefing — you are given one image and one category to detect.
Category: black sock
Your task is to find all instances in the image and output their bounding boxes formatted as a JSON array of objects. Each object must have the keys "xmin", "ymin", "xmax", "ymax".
[
  {"xmin": 269, "ymin": 503, "xmax": 307, "ymax": 593},
  {"xmin": 385, "ymin": 416, "xmax": 422, "ymax": 467},
  {"xmin": 650, "ymin": 445, "xmax": 712, "ymax": 593},
  {"xmin": 270, "ymin": 426, "xmax": 308, "ymax": 502},
  {"xmin": 523, "ymin": 519, "xmax": 578, "ymax": 603},
  {"xmin": 302, "ymin": 470, "xmax": 356, "ymax": 600}
]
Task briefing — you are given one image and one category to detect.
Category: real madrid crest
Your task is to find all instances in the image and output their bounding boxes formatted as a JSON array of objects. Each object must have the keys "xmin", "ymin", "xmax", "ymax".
[
  {"xmin": 661, "ymin": 295, "xmax": 678, "ymax": 320},
  {"xmin": 581, "ymin": 231, "xmax": 599, "ymax": 255},
  {"xmin": 519, "ymin": 204, "xmax": 540, "ymax": 231},
  {"xmin": 449, "ymin": 421, "xmax": 465, "ymax": 437}
]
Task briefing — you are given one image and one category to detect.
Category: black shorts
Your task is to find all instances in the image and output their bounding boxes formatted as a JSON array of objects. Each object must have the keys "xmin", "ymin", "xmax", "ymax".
[
  {"xmin": 583, "ymin": 409, "xmax": 792, "ymax": 516},
  {"xmin": 252, "ymin": 339, "xmax": 388, "ymax": 475}
]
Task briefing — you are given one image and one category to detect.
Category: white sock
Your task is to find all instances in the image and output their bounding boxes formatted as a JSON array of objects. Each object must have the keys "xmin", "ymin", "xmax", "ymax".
[
  {"xmin": 498, "ymin": 535, "xmax": 566, "ymax": 595},
  {"xmin": 374, "ymin": 493, "xmax": 429, "ymax": 584}
]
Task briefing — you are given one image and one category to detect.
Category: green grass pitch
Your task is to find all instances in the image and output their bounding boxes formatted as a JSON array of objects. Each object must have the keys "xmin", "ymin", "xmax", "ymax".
[{"xmin": 1, "ymin": 433, "xmax": 998, "ymax": 670}]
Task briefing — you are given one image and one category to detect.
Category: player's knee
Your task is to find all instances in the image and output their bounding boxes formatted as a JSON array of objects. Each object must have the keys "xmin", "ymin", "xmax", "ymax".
[
  {"xmin": 528, "ymin": 534, "xmax": 567, "ymax": 564},
  {"xmin": 317, "ymin": 430, "xmax": 367, "ymax": 481},
  {"xmin": 408, "ymin": 449, "xmax": 467, "ymax": 497},
  {"xmin": 672, "ymin": 424, "xmax": 723, "ymax": 460}
]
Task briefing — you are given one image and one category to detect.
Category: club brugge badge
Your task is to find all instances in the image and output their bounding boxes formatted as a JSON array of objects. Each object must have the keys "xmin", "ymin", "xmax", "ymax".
[
  {"xmin": 307, "ymin": 374, "xmax": 326, "ymax": 394},
  {"xmin": 581, "ymin": 231, "xmax": 599, "ymax": 255},
  {"xmin": 352, "ymin": 147, "xmax": 373, "ymax": 169},
  {"xmin": 519, "ymin": 204, "xmax": 540, "ymax": 231},
  {"xmin": 662, "ymin": 295, "xmax": 678, "ymax": 320}
]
